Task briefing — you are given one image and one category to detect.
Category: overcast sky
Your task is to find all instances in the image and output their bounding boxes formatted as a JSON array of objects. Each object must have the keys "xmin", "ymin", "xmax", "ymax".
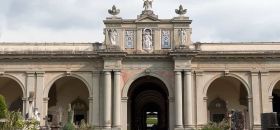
[{"xmin": 0, "ymin": 0, "xmax": 280, "ymax": 43}]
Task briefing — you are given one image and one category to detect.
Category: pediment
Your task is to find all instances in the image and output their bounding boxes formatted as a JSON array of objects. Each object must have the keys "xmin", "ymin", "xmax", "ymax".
[{"xmin": 136, "ymin": 16, "xmax": 160, "ymax": 23}]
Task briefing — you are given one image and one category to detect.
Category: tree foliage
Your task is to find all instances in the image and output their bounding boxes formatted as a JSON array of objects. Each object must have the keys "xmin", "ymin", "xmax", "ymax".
[{"xmin": 0, "ymin": 95, "xmax": 8, "ymax": 119}]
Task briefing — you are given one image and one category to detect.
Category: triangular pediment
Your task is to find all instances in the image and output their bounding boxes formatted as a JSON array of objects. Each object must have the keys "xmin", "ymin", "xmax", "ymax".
[{"xmin": 136, "ymin": 15, "xmax": 160, "ymax": 23}]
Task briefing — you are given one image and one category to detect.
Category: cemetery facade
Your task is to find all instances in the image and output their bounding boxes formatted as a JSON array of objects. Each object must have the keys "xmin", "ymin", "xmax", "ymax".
[{"xmin": 1, "ymin": 1, "xmax": 280, "ymax": 130}]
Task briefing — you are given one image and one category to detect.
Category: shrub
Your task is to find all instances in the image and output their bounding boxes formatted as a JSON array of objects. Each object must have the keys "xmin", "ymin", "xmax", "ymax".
[
  {"xmin": 0, "ymin": 95, "xmax": 7, "ymax": 119},
  {"xmin": 201, "ymin": 119, "xmax": 230, "ymax": 130}
]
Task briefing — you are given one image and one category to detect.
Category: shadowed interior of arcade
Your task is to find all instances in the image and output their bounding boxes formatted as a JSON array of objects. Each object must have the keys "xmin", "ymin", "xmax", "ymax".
[
  {"xmin": 272, "ymin": 80, "xmax": 280, "ymax": 125},
  {"xmin": 47, "ymin": 76, "xmax": 89, "ymax": 125},
  {"xmin": 207, "ymin": 76, "xmax": 249, "ymax": 129},
  {"xmin": 0, "ymin": 77, "xmax": 23, "ymax": 112},
  {"xmin": 128, "ymin": 76, "xmax": 169, "ymax": 130}
]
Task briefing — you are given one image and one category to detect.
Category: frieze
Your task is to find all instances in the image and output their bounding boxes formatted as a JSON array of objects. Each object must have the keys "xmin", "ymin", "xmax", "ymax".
[
  {"xmin": 137, "ymin": 24, "xmax": 158, "ymax": 28},
  {"xmin": 173, "ymin": 24, "xmax": 189, "ymax": 27},
  {"xmin": 106, "ymin": 24, "xmax": 122, "ymax": 27}
]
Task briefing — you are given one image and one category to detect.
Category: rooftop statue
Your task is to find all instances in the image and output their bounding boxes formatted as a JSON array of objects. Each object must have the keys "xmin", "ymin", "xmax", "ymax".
[
  {"xmin": 175, "ymin": 5, "xmax": 187, "ymax": 15},
  {"xmin": 108, "ymin": 5, "xmax": 120, "ymax": 16},
  {"xmin": 143, "ymin": 0, "xmax": 153, "ymax": 10}
]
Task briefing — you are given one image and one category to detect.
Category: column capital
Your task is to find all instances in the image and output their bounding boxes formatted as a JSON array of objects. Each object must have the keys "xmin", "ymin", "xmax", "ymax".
[
  {"xmin": 121, "ymin": 97, "xmax": 128, "ymax": 101},
  {"xmin": 203, "ymin": 97, "xmax": 208, "ymax": 101},
  {"xmin": 175, "ymin": 71, "xmax": 182, "ymax": 74},
  {"xmin": 114, "ymin": 70, "xmax": 121, "ymax": 74},
  {"xmin": 26, "ymin": 72, "xmax": 35, "ymax": 77},
  {"xmin": 36, "ymin": 72, "xmax": 45, "ymax": 77},
  {"xmin": 88, "ymin": 97, "xmax": 94, "ymax": 101},
  {"xmin": 247, "ymin": 96, "xmax": 253, "ymax": 102},
  {"xmin": 269, "ymin": 96, "xmax": 273, "ymax": 102},
  {"xmin": 184, "ymin": 71, "xmax": 192, "ymax": 75},
  {"xmin": 250, "ymin": 71, "xmax": 259, "ymax": 76},
  {"xmin": 174, "ymin": 69, "xmax": 183, "ymax": 72},
  {"xmin": 260, "ymin": 71, "xmax": 269, "ymax": 76},
  {"xmin": 195, "ymin": 70, "xmax": 204, "ymax": 76},
  {"xmin": 168, "ymin": 97, "xmax": 175, "ymax": 102}
]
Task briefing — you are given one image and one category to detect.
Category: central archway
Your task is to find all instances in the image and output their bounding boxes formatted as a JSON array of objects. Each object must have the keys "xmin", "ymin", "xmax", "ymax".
[{"xmin": 128, "ymin": 76, "xmax": 169, "ymax": 130}]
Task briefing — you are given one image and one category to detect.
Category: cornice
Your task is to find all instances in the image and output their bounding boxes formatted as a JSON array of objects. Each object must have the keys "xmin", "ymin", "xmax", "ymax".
[{"xmin": 194, "ymin": 51, "xmax": 280, "ymax": 61}]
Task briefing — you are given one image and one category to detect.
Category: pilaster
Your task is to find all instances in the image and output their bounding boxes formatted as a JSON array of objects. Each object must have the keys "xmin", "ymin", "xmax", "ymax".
[
  {"xmin": 250, "ymin": 71, "xmax": 262, "ymax": 128},
  {"xmin": 35, "ymin": 71, "xmax": 45, "ymax": 125},
  {"xmin": 26, "ymin": 71, "xmax": 35, "ymax": 119}
]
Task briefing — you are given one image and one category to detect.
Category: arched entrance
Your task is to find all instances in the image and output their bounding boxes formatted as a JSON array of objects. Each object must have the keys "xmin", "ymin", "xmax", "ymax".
[
  {"xmin": 47, "ymin": 76, "xmax": 89, "ymax": 125},
  {"xmin": 0, "ymin": 77, "xmax": 23, "ymax": 112},
  {"xmin": 128, "ymin": 76, "xmax": 169, "ymax": 130},
  {"xmin": 206, "ymin": 76, "xmax": 249, "ymax": 128},
  {"xmin": 272, "ymin": 80, "xmax": 280, "ymax": 125}
]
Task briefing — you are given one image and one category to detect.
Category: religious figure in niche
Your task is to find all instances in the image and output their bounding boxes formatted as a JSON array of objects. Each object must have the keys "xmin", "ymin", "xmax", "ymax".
[
  {"xmin": 109, "ymin": 29, "xmax": 118, "ymax": 45},
  {"xmin": 143, "ymin": 0, "xmax": 153, "ymax": 10},
  {"xmin": 143, "ymin": 29, "xmax": 153, "ymax": 51},
  {"xmin": 178, "ymin": 28, "xmax": 187, "ymax": 45}
]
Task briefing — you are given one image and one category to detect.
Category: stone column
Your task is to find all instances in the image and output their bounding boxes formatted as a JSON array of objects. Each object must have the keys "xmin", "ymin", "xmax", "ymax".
[
  {"xmin": 88, "ymin": 97, "xmax": 94, "ymax": 125},
  {"xmin": 104, "ymin": 71, "xmax": 112, "ymax": 128},
  {"xmin": 248, "ymin": 96, "xmax": 253, "ymax": 130},
  {"xmin": 35, "ymin": 72, "xmax": 44, "ymax": 124},
  {"xmin": 175, "ymin": 71, "xmax": 183, "ymax": 128},
  {"xmin": 269, "ymin": 96, "xmax": 274, "ymax": 112},
  {"xmin": 251, "ymin": 71, "xmax": 261, "ymax": 129},
  {"xmin": 22, "ymin": 97, "xmax": 27, "ymax": 117},
  {"xmin": 113, "ymin": 71, "xmax": 121, "ymax": 128},
  {"xmin": 183, "ymin": 70, "xmax": 193, "ymax": 128}
]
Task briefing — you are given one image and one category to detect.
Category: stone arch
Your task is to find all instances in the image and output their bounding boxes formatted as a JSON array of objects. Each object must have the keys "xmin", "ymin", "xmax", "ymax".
[
  {"xmin": 122, "ymin": 72, "xmax": 173, "ymax": 98},
  {"xmin": 0, "ymin": 73, "xmax": 25, "ymax": 97},
  {"xmin": 44, "ymin": 73, "xmax": 92, "ymax": 98},
  {"xmin": 268, "ymin": 76, "xmax": 280, "ymax": 96},
  {"xmin": 203, "ymin": 73, "xmax": 251, "ymax": 97}
]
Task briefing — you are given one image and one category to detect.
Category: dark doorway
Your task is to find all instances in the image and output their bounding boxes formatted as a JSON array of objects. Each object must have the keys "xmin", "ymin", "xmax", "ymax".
[{"xmin": 128, "ymin": 76, "xmax": 169, "ymax": 130}]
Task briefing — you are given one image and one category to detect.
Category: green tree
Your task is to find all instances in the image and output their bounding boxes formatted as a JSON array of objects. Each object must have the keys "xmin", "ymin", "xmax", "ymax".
[{"xmin": 0, "ymin": 95, "xmax": 7, "ymax": 119}]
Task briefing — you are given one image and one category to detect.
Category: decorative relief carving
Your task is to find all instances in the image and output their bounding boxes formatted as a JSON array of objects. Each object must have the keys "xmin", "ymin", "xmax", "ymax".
[
  {"xmin": 161, "ymin": 30, "xmax": 171, "ymax": 49},
  {"xmin": 108, "ymin": 29, "xmax": 118, "ymax": 45},
  {"xmin": 125, "ymin": 30, "xmax": 134, "ymax": 49},
  {"xmin": 142, "ymin": 28, "xmax": 153, "ymax": 52}
]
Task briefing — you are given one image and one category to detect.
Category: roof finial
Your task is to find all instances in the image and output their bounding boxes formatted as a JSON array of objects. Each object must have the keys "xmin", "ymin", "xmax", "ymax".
[
  {"xmin": 108, "ymin": 5, "xmax": 120, "ymax": 16},
  {"xmin": 175, "ymin": 5, "xmax": 187, "ymax": 16}
]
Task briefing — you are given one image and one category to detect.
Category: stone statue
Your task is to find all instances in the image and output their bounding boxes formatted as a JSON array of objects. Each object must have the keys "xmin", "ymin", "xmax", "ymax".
[
  {"xmin": 143, "ymin": 29, "xmax": 153, "ymax": 51},
  {"xmin": 178, "ymin": 29, "xmax": 187, "ymax": 45},
  {"xmin": 63, "ymin": 104, "xmax": 75, "ymax": 130},
  {"xmin": 175, "ymin": 5, "xmax": 187, "ymax": 16},
  {"xmin": 143, "ymin": 0, "xmax": 153, "ymax": 10},
  {"xmin": 109, "ymin": 29, "xmax": 118, "ymax": 45},
  {"xmin": 34, "ymin": 108, "xmax": 40, "ymax": 122},
  {"xmin": 108, "ymin": 5, "xmax": 120, "ymax": 16}
]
